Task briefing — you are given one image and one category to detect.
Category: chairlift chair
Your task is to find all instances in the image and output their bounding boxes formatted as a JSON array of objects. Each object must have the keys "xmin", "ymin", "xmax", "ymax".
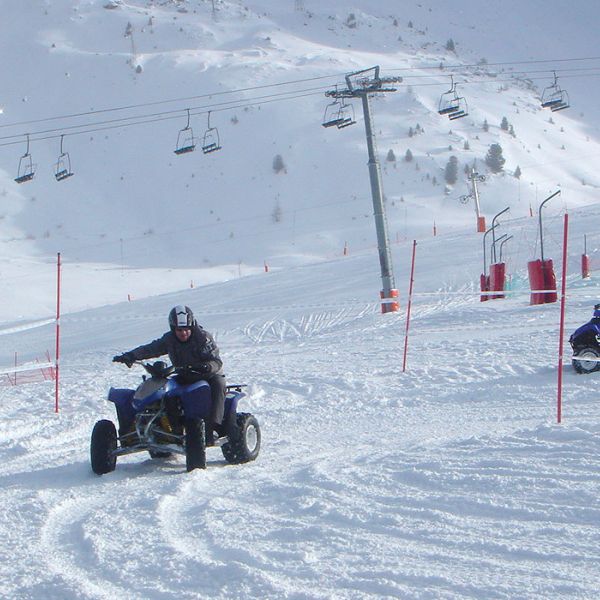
[
  {"xmin": 438, "ymin": 76, "xmax": 460, "ymax": 116},
  {"xmin": 550, "ymin": 90, "xmax": 570, "ymax": 112},
  {"xmin": 54, "ymin": 135, "xmax": 74, "ymax": 182},
  {"xmin": 174, "ymin": 109, "xmax": 196, "ymax": 155},
  {"xmin": 202, "ymin": 111, "xmax": 222, "ymax": 154},
  {"xmin": 322, "ymin": 99, "xmax": 345, "ymax": 128},
  {"xmin": 541, "ymin": 72, "xmax": 570, "ymax": 111},
  {"xmin": 14, "ymin": 135, "xmax": 35, "ymax": 184},
  {"xmin": 336, "ymin": 100, "xmax": 356, "ymax": 129},
  {"xmin": 448, "ymin": 96, "xmax": 468, "ymax": 120}
]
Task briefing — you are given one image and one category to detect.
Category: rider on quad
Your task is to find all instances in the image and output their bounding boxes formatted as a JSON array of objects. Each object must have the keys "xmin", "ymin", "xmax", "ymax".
[
  {"xmin": 569, "ymin": 303, "xmax": 600, "ymax": 374},
  {"xmin": 113, "ymin": 305, "xmax": 227, "ymax": 444}
]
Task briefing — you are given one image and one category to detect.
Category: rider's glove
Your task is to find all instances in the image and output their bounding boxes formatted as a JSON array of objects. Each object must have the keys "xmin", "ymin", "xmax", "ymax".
[{"xmin": 113, "ymin": 352, "xmax": 135, "ymax": 368}]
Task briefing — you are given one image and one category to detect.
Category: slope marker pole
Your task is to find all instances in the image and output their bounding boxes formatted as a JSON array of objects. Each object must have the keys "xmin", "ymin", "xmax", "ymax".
[
  {"xmin": 402, "ymin": 240, "xmax": 417, "ymax": 372},
  {"xmin": 557, "ymin": 213, "xmax": 568, "ymax": 423},
  {"xmin": 55, "ymin": 252, "xmax": 61, "ymax": 413}
]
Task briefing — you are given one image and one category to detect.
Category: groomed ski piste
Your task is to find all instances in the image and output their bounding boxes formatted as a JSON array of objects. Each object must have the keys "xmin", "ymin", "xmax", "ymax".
[
  {"xmin": 1, "ymin": 0, "xmax": 600, "ymax": 597},
  {"xmin": 0, "ymin": 202, "xmax": 599, "ymax": 600}
]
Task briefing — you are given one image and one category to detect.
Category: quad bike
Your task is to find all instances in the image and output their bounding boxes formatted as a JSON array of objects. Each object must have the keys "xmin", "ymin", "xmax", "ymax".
[
  {"xmin": 91, "ymin": 361, "xmax": 260, "ymax": 474},
  {"xmin": 570, "ymin": 319, "xmax": 600, "ymax": 374}
]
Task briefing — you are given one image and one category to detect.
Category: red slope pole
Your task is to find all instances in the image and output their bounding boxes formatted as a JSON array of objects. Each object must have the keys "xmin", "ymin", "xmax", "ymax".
[
  {"xmin": 402, "ymin": 240, "xmax": 417, "ymax": 372},
  {"xmin": 55, "ymin": 252, "xmax": 61, "ymax": 413},
  {"xmin": 557, "ymin": 214, "xmax": 568, "ymax": 424}
]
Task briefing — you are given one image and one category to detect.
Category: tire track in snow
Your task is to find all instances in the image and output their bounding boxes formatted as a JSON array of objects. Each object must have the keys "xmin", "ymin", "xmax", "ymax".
[
  {"xmin": 40, "ymin": 494, "xmax": 147, "ymax": 600},
  {"xmin": 327, "ymin": 425, "xmax": 600, "ymax": 598}
]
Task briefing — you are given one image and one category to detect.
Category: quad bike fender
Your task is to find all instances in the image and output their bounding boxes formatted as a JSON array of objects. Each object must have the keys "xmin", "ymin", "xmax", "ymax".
[
  {"xmin": 108, "ymin": 387, "xmax": 136, "ymax": 425},
  {"xmin": 224, "ymin": 389, "xmax": 245, "ymax": 417},
  {"xmin": 108, "ymin": 387, "xmax": 135, "ymax": 408},
  {"xmin": 178, "ymin": 381, "xmax": 212, "ymax": 420}
]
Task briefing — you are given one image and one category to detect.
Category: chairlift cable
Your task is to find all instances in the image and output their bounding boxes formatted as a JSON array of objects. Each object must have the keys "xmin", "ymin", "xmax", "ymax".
[
  {"xmin": 0, "ymin": 90, "xmax": 325, "ymax": 148},
  {"xmin": 4, "ymin": 67, "xmax": 598, "ymax": 147},
  {"xmin": 2, "ymin": 61, "xmax": 600, "ymax": 147},
  {"xmin": 1, "ymin": 55, "xmax": 600, "ymax": 131},
  {"xmin": 0, "ymin": 86, "xmax": 331, "ymax": 143}
]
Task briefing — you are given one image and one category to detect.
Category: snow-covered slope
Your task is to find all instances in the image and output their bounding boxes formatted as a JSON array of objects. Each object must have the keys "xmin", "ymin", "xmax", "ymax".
[
  {"xmin": 1, "ymin": 203, "xmax": 600, "ymax": 598},
  {"xmin": 0, "ymin": 3, "xmax": 600, "ymax": 598}
]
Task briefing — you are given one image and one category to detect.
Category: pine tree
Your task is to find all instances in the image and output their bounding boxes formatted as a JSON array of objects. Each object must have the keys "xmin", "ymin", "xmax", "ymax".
[
  {"xmin": 485, "ymin": 144, "xmax": 505, "ymax": 173},
  {"xmin": 404, "ymin": 149, "xmax": 413, "ymax": 162},
  {"xmin": 500, "ymin": 116, "xmax": 509, "ymax": 131},
  {"xmin": 272, "ymin": 200, "xmax": 283, "ymax": 223},
  {"xmin": 514, "ymin": 165, "xmax": 522, "ymax": 179},
  {"xmin": 445, "ymin": 38, "xmax": 455, "ymax": 52},
  {"xmin": 272, "ymin": 154, "xmax": 286, "ymax": 174},
  {"xmin": 444, "ymin": 155, "xmax": 458, "ymax": 184},
  {"xmin": 482, "ymin": 119, "xmax": 489, "ymax": 132},
  {"xmin": 386, "ymin": 149, "xmax": 396, "ymax": 163}
]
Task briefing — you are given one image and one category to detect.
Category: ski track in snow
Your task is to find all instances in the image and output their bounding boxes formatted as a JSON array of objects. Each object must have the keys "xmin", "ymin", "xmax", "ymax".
[
  {"xmin": 2, "ymin": 289, "xmax": 600, "ymax": 599},
  {"xmin": 2, "ymin": 0, "xmax": 600, "ymax": 597}
]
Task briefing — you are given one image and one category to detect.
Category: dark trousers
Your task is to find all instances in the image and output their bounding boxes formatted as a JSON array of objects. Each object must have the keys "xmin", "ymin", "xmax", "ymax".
[{"xmin": 207, "ymin": 373, "xmax": 226, "ymax": 426}]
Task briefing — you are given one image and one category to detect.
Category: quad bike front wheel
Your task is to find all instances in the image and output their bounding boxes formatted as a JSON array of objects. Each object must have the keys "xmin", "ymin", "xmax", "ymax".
[
  {"xmin": 91, "ymin": 419, "xmax": 117, "ymax": 475},
  {"xmin": 222, "ymin": 413, "xmax": 261, "ymax": 465},
  {"xmin": 572, "ymin": 347, "xmax": 600, "ymax": 374},
  {"xmin": 184, "ymin": 418, "xmax": 206, "ymax": 472}
]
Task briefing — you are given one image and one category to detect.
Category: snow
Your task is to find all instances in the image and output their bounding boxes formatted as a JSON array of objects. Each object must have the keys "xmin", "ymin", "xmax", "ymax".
[{"xmin": 0, "ymin": 1, "xmax": 599, "ymax": 598}]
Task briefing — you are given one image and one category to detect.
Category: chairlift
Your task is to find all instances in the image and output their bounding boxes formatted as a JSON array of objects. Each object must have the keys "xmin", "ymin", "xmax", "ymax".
[
  {"xmin": 438, "ymin": 76, "xmax": 460, "ymax": 115},
  {"xmin": 447, "ymin": 96, "xmax": 468, "ymax": 120},
  {"xmin": 202, "ymin": 111, "xmax": 221, "ymax": 154},
  {"xmin": 541, "ymin": 72, "xmax": 570, "ymax": 111},
  {"xmin": 174, "ymin": 108, "xmax": 195, "ymax": 155},
  {"xmin": 437, "ymin": 76, "xmax": 470, "ymax": 120},
  {"xmin": 550, "ymin": 92, "xmax": 570, "ymax": 112},
  {"xmin": 14, "ymin": 135, "xmax": 35, "ymax": 184},
  {"xmin": 322, "ymin": 99, "xmax": 345, "ymax": 128},
  {"xmin": 336, "ymin": 99, "xmax": 356, "ymax": 129},
  {"xmin": 54, "ymin": 135, "xmax": 74, "ymax": 182}
]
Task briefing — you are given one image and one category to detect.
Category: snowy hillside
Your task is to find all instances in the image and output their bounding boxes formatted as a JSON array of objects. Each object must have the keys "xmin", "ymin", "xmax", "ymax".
[
  {"xmin": 1, "ymin": 0, "xmax": 600, "ymax": 317},
  {"xmin": 0, "ymin": 2, "xmax": 600, "ymax": 598}
]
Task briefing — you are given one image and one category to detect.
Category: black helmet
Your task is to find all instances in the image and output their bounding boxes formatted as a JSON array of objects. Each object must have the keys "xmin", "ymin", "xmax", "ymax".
[{"xmin": 169, "ymin": 305, "xmax": 196, "ymax": 330}]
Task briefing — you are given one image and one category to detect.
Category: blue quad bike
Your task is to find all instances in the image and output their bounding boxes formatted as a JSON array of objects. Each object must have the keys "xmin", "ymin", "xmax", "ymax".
[
  {"xmin": 570, "ymin": 320, "xmax": 600, "ymax": 374},
  {"xmin": 91, "ymin": 361, "xmax": 261, "ymax": 474}
]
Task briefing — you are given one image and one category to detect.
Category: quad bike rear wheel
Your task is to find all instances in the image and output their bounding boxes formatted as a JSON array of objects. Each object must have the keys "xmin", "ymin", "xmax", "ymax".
[
  {"xmin": 222, "ymin": 413, "xmax": 261, "ymax": 464},
  {"xmin": 572, "ymin": 346, "xmax": 600, "ymax": 374},
  {"xmin": 185, "ymin": 418, "xmax": 206, "ymax": 471},
  {"xmin": 91, "ymin": 419, "xmax": 117, "ymax": 475}
]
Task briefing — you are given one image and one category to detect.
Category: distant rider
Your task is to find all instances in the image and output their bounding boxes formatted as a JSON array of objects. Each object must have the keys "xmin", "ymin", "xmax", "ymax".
[
  {"xmin": 570, "ymin": 302, "xmax": 600, "ymax": 348},
  {"xmin": 113, "ymin": 305, "xmax": 226, "ymax": 445}
]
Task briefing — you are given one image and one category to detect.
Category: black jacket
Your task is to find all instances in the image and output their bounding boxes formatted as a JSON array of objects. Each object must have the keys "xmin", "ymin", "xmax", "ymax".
[{"xmin": 129, "ymin": 324, "xmax": 223, "ymax": 377}]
